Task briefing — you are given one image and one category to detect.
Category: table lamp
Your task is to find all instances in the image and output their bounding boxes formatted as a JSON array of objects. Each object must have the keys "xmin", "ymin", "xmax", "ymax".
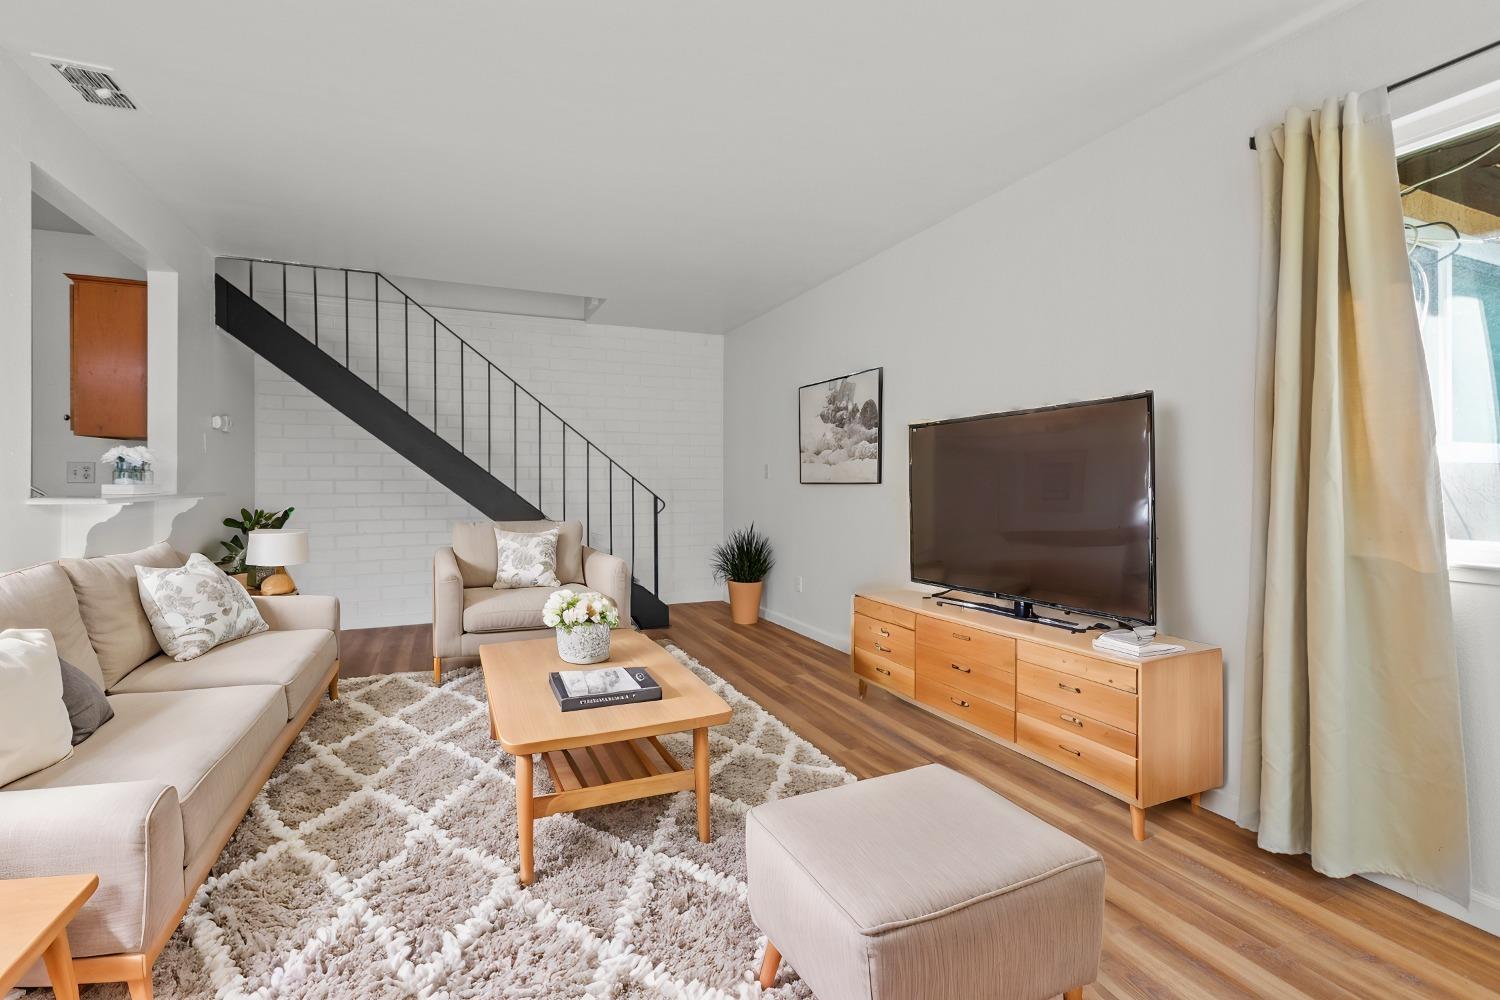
[{"xmin": 246, "ymin": 528, "xmax": 309, "ymax": 596}]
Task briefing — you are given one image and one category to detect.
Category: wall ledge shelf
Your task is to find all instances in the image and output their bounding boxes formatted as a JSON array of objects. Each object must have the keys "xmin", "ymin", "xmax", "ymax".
[{"xmin": 26, "ymin": 493, "xmax": 214, "ymax": 508}]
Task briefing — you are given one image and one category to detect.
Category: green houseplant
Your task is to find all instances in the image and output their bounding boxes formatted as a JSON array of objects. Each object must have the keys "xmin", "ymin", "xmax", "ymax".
[
  {"xmin": 712, "ymin": 523, "xmax": 774, "ymax": 625},
  {"xmin": 217, "ymin": 506, "xmax": 295, "ymax": 588}
]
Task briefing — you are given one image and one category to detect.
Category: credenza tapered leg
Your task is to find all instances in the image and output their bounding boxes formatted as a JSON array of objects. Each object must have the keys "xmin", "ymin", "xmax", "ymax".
[
  {"xmin": 857, "ymin": 678, "xmax": 868, "ymax": 699},
  {"xmin": 1189, "ymin": 792, "xmax": 1201, "ymax": 814},
  {"xmin": 1130, "ymin": 804, "xmax": 1147, "ymax": 841}
]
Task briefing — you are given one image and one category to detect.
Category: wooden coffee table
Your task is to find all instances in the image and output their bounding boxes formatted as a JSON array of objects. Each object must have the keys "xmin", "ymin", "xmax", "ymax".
[
  {"xmin": 481, "ymin": 631, "xmax": 732, "ymax": 884},
  {"xmin": 0, "ymin": 874, "xmax": 99, "ymax": 1000}
]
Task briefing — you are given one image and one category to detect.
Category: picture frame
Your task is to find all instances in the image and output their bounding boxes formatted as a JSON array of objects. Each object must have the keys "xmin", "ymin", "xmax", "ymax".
[{"xmin": 798, "ymin": 366, "xmax": 883, "ymax": 484}]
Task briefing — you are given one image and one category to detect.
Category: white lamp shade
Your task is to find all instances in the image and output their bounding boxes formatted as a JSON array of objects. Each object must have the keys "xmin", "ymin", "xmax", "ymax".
[{"xmin": 246, "ymin": 529, "xmax": 309, "ymax": 568}]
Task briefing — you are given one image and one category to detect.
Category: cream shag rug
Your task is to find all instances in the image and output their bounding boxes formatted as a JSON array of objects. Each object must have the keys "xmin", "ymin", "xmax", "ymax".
[{"xmin": 45, "ymin": 643, "xmax": 853, "ymax": 1000}]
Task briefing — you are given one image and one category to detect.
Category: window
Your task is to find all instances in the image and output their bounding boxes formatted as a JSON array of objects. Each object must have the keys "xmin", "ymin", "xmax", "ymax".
[{"xmin": 1398, "ymin": 107, "xmax": 1500, "ymax": 568}]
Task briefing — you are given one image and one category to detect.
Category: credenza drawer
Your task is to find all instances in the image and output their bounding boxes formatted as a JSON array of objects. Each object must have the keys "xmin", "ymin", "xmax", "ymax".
[
  {"xmin": 1017, "ymin": 714, "xmax": 1136, "ymax": 799},
  {"xmin": 1017, "ymin": 694, "xmax": 1137, "ymax": 756},
  {"xmin": 852, "ymin": 613, "xmax": 915, "ymax": 666},
  {"xmin": 918, "ymin": 617, "xmax": 1016, "ymax": 669},
  {"xmin": 1018, "ymin": 660, "xmax": 1138, "ymax": 734},
  {"xmin": 854, "ymin": 597, "xmax": 916, "ymax": 631},
  {"xmin": 1015, "ymin": 640, "xmax": 1138, "ymax": 694},
  {"xmin": 917, "ymin": 644, "xmax": 1014, "ymax": 707},
  {"xmin": 915, "ymin": 674, "xmax": 1015, "ymax": 741},
  {"xmin": 853, "ymin": 647, "xmax": 915, "ymax": 696}
]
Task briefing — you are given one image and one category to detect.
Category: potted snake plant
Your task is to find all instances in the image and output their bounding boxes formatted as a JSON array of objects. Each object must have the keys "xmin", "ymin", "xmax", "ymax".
[{"xmin": 712, "ymin": 523, "xmax": 775, "ymax": 625}]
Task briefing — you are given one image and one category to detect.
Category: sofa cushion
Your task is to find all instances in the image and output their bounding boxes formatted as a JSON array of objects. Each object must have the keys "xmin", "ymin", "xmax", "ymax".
[
  {"xmin": 60, "ymin": 541, "xmax": 184, "ymax": 687},
  {"xmin": 452, "ymin": 520, "xmax": 583, "ymax": 589},
  {"xmin": 135, "ymin": 554, "xmax": 268, "ymax": 663},
  {"xmin": 6, "ymin": 686, "xmax": 286, "ymax": 860},
  {"xmin": 60, "ymin": 656, "xmax": 114, "ymax": 745},
  {"xmin": 0, "ymin": 629, "xmax": 74, "ymax": 785},
  {"xmin": 462, "ymin": 586, "xmax": 558, "ymax": 632},
  {"xmin": 110, "ymin": 628, "xmax": 335, "ymax": 722},
  {"xmin": 0, "ymin": 562, "xmax": 104, "ymax": 688}
]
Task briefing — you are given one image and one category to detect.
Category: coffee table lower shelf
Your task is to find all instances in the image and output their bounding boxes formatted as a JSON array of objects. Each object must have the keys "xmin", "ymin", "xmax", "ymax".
[{"xmin": 514, "ymin": 728, "xmax": 711, "ymax": 884}]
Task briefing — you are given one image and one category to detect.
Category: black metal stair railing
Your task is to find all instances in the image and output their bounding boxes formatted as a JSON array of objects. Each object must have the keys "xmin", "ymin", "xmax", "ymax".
[{"xmin": 216, "ymin": 256, "xmax": 666, "ymax": 608}]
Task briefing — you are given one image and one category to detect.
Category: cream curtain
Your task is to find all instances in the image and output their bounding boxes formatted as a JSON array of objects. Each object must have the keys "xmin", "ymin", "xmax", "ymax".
[{"xmin": 1239, "ymin": 89, "xmax": 1471, "ymax": 902}]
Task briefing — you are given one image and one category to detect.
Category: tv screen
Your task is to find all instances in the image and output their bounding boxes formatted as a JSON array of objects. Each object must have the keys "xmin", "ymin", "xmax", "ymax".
[{"xmin": 909, "ymin": 392, "xmax": 1155, "ymax": 624}]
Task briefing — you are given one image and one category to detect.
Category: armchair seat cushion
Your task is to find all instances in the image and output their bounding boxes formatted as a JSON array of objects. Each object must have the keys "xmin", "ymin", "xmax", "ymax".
[
  {"xmin": 110, "ymin": 628, "xmax": 336, "ymax": 722},
  {"xmin": 5, "ymin": 686, "xmax": 285, "ymax": 861},
  {"xmin": 462, "ymin": 585, "xmax": 574, "ymax": 633}
]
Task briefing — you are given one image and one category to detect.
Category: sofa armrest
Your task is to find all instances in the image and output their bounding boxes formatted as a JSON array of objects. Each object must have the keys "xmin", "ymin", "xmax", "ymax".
[
  {"xmin": 582, "ymin": 546, "xmax": 632, "ymax": 627},
  {"xmin": 433, "ymin": 546, "xmax": 465, "ymax": 658},
  {"xmin": 253, "ymin": 594, "xmax": 341, "ymax": 654},
  {"xmin": 0, "ymin": 780, "xmax": 185, "ymax": 958}
]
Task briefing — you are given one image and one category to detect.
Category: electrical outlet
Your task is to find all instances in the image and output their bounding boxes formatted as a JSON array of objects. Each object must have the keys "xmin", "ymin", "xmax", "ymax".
[
  {"xmin": 66, "ymin": 461, "xmax": 95, "ymax": 484},
  {"xmin": 796, "ymin": 575, "xmax": 804, "ymax": 593}
]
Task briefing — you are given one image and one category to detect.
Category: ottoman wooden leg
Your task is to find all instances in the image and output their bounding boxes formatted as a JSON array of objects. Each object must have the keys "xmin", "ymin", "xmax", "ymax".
[
  {"xmin": 758, "ymin": 940, "xmax": 781, "ymax": 988},
  {"xmin": 1063, "ymin": 988, "xmax": 1084, "ymax": 1000},
  {"xmin": 433, "ymin": 657, "xmax": 442, "ymax": 685}
]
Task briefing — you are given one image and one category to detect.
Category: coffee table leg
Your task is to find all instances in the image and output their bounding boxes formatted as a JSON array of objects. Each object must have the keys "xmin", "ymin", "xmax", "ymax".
[
  {"xmin": 694, "ymin": 727, "xmax": 711, "ymax": 842},
  {"xmin": 41, "ymin": 928, "xmax": 81, "ymax": 1000},
  {"xmin": 516, "ymin": 753, "xmax": 535, "ymax": 884}
]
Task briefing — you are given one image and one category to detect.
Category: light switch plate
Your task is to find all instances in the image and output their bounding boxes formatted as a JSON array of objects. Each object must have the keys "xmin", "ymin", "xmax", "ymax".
[{"xmin": 66, "ymin": 461, "xmax": 95, "ymax": 484}]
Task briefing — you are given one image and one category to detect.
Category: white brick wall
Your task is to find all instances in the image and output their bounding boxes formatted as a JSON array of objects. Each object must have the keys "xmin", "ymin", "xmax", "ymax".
[{"xmin": 254, "ymin": 295, "xmax": 723, "ymax": 628}]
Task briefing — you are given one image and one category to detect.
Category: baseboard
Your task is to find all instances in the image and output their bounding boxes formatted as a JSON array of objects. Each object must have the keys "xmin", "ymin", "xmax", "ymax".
[
  {"xmin": 1362, "ymin": 874, "xmax": 1500, "ymax": 937},
  {"xmin": 759, "ymin": 605, "xmax": 850, "ymax": 652}
]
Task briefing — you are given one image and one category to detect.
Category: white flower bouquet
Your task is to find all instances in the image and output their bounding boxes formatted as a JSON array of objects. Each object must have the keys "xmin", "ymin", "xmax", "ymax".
[
  {"xmin": 101, "ymin": 445, "xmax": 154, "ymax": 468},
  {"xmin": 543, "ymin": 590, "xmax": 620, "ymax": 632}
]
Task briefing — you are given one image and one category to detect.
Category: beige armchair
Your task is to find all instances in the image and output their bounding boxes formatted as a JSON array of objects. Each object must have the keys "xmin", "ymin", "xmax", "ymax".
[{"xmin": 432, "ymin": 519, "xmax": 633, "ymax": 683}]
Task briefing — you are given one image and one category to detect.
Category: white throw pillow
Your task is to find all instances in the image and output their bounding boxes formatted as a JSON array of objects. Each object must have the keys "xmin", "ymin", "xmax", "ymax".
[
  {"xmin": 493, "ymin": 526, "xmax": 562, "ymax": 589},
  {"xmin": 0, "ymin": 628, "xmax": 74, "ymax": 785},
  {"xmin": 136, "ymin": 553, "xmax": 269, "ymax": 661}
]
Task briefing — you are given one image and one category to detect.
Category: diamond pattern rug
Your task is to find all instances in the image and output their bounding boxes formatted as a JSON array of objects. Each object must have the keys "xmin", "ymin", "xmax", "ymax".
[{"xmin": 38, "ymin": 642, "xmax": 852, "ymax": 999}]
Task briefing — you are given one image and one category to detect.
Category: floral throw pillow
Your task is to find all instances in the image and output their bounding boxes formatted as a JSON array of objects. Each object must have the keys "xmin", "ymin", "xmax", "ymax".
[
  {"xmin": 135, "ymin": 553, "xmax": 268, "ymax": 661},
  {"xmin": 493, "ymin": 526, "xmax": 562, "ymax": 589}
]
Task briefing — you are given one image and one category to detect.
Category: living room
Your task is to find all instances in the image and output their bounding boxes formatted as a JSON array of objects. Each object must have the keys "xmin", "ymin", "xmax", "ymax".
[{"xmin": 2, "ymin": 2, "xmax": 1498, "ymax": 998}]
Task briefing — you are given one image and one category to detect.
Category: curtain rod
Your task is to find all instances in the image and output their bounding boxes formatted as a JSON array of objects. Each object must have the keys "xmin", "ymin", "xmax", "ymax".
[{"xmin": 1247, "ymin": 37, "xmax": 1500, "ymax": 151}]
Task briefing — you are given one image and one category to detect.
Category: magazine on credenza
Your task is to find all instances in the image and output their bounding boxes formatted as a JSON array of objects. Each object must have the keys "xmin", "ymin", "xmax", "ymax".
[
  {"xmin": 1091, "ymin": 629, "xmax": 1184, "ymax": 658},
  {"xmin": 548, "ymin": 666, "xmax": 663, "ymax": 712}
]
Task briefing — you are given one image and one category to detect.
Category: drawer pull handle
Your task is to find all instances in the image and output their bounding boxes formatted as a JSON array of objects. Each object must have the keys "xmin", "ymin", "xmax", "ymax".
[
  {"xmin": 1058, "ymin": 744, "xmax": 1082, "ymax": 757},
  {"xmin": 1059, "ymin": 682, "xmax": 1082, "ymax": 694},
  {"xmin": 1060, "ymin": 714, "xmax": 1084, "ymax": 727},
  {"xmin": 878, "ymin": 627, "xmax": 891, "ymax": 637},
  {"xmin": 950, "ymin": 697, "xmax": 971, "ymax": 709},
  {"xmin": 952, "ymin": 632, "xmax": 971, "ymax": 641},
  {"xmin": 874, "ymin": 642, "xmax": 892, "ymax": 653},
  {"xmin": 950, "ymin": 663, "xmax": 972, "ymax": 674},
  {"xmin": 875, "ymin": 666, "xmax": 892, "ymax": 677}
]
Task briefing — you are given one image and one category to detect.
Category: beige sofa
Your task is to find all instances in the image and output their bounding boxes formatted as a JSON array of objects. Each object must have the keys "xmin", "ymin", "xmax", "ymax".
[
  {"xmin": 432, "ymin": 519, "xmax": 632, "ymax": 682},
  {"xmin": 0, "ymin": 542, "xmax": 339, "ymax": 999}
]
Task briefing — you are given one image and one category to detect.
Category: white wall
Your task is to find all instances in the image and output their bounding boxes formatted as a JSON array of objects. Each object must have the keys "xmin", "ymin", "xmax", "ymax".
[
  {"xmin": 30, "ymin": 230, "xmax": 145, "ymax": 497},
  {"xmin": 724, "ymin": 0, "xmax": 1500, "ymax": 931},
  {"xmin": 254, "ymin": 296, "xmax": 722, "ymax": 629},
  {"xmin": 0, "ymin": 53, "xmax": 255, "ymax": 566}
]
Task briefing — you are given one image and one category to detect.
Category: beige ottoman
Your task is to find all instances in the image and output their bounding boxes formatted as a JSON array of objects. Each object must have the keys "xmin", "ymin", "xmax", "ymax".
[{"xmin": 746, "ymin": 764, "xmax": 1105, "ymax": 1000}]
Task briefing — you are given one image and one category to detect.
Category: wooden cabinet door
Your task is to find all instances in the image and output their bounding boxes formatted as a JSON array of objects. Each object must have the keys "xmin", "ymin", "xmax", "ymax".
[{"xmin": 68, "ymin": 274, "xmax": 147, "ymax": 440}]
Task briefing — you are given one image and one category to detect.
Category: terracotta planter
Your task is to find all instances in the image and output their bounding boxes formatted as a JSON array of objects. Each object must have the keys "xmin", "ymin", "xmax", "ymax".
[{"xmin": 728, "ymin": 580, "xmax": 764, "ymax": 625}]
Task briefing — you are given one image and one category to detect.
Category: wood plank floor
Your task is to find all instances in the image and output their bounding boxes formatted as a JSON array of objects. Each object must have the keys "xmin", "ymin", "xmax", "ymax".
[{"xmin": 341, "ymin": 603, "xmax": 1500, "ymax": 999}]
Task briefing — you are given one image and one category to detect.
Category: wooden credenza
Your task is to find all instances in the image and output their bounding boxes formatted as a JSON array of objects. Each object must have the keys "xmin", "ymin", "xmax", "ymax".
[{"xmin": 851, "ymin": 589, "xmax": 1223, "ymax": 840}]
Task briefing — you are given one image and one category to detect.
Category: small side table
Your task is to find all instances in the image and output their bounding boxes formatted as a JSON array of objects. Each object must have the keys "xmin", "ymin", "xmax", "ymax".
[{"xmin": 0, "ymin": 874, "xmax": 99, "ymax": 1000}]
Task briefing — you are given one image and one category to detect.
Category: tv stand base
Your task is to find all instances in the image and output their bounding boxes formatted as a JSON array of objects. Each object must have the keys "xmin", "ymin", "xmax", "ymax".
[{"xmin": 929, "ymin": 591, "xmax": 1088, "ymax": 634}]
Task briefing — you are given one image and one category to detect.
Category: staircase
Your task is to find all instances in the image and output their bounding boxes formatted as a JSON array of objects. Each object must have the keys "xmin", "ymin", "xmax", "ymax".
[{"xmin": 214, "ymin": 257, "xmax": 669, "ymax": 628}]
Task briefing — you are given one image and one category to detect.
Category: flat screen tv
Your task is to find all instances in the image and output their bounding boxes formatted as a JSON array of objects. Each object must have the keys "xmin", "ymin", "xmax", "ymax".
[{"xmin": 909, "ymin": 391, "xmax": 1155, "ymax": 626}]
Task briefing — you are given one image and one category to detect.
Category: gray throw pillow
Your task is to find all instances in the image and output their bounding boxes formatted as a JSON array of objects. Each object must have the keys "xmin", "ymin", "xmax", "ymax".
[{"xmin": 59, "ymin": 655, "xmax": 114, "ymax": 745}]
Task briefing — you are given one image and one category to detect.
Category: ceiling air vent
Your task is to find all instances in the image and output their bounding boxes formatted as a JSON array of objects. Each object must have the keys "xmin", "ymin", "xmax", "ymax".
[{"xmin": 47, "ymin": 59, "xmax": 136, "ymax": 109}]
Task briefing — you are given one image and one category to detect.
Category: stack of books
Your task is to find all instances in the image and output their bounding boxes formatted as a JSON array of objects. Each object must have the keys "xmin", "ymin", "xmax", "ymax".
[{"xmin": 1092, "ymin": 629, "xmax": 1184, "ymax": 658}]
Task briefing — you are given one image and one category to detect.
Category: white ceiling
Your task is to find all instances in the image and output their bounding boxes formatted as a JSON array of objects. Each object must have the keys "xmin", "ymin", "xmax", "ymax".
[{"xmin": 4, "ymin": 1, "xmax": 1356, "ymax": 333}]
